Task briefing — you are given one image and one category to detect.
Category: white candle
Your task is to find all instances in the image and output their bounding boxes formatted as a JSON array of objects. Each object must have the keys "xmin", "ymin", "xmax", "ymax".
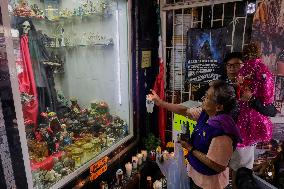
[
  {"xmin": 141, "ymin": 150, "xmax": 147, "ymax": 161},
  {"xmin": 116, "ymin": 169, "xmax": 123, "ymax": 185},
  {"xmin": 137, "ymin": 153, "xmax": 143, "ymax": 165},
  {"xmin": 125, "ymin": 162, "xmax": 132, "ymax": 177},
  {"xmin": 162, "ymin": 151, "xmax": 169, "ymax": 160},
  {"xmin": 132, "ymin": 156, "xmax": 138, "ymax": 169}
]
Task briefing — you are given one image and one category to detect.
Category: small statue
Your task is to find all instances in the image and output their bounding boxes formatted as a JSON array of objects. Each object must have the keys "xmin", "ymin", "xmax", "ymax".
[
  {"xmin": 62, "ymin": 157, "xmax": 75, "ymax": 169},
  {"xmin": 78, "ymin": 6, "xmax": 83, "ymax": 16},
  {"xmin": 99, "ymin": 101, "xmax": 108, "ymax": 114},
  {"xmin": 70, "ymin": 97, "xmax": 81, "ymax": 113},
  {"xmin": 40, "ymin": 127, "xmax": 56, "ymax": 155},
  {"xmin": 44, "ymin": 169, "xmax": 61, "ymax": 183},
  {"xmin": 58, "ymin": 124, "xmax": 72, "ymax": 149},
  {"xmin": 58, "ymin": 27, "xmax": 65, "ymax": 47},
  {"xmin": 31, "ymin": 4, "xmax": 41, "ymax": 18},
  {"xmin": 48, "ymin": 112, "xmax": 62, "ymax": 135},
  {"xmin": 13, "ymin": 0, "xmax": 35, "ymax": 17}
]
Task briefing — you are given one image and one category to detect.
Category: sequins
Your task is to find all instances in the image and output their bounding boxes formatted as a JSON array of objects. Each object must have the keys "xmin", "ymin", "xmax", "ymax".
[{"xmin": 237, "ymin": 58, "xmax": 274, "ymax": 146}]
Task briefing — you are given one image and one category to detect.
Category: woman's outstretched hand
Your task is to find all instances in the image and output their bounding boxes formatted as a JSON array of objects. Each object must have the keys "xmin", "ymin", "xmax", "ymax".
[{"xmin": 146, "ymin": 89, "xmax": 162, "ymax": 106}]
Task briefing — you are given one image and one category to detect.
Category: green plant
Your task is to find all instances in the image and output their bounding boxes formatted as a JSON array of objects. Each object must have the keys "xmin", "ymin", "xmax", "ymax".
[{"xmin": 144, "ymin": 133, "xmax": 161, "ymax": 152}]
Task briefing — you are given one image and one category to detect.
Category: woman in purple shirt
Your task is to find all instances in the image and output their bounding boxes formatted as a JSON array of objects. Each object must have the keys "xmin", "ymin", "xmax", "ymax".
[{"xmin": 147, "ymin": 80, "xmax": 242, "ymax": 189}]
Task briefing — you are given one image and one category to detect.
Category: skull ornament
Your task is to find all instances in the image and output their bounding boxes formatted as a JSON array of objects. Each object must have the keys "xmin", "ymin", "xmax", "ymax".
[
  {"xmin": 146, "ymin": 99, "xmax": 154, "ymax": 113},
  {"xmin": 22, "ymin": 21, "xmax": 31, "ymax": 34}
]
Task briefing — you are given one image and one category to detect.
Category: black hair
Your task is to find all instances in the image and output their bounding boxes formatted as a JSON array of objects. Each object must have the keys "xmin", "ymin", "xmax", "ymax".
[
  {"xmin": 219, "ymin": 52, "xmax": 244, "ymax": 80},
  {"xmin": 223, "ymin": 52, "xmax": 244, "ymax": 65},
  {"xmin": 195, "ymin": 83, "xmax": 210, "ymax": 101},
  {"xmin": 209, "ymin": 80, "xmax": 236, "ymax": 113}
]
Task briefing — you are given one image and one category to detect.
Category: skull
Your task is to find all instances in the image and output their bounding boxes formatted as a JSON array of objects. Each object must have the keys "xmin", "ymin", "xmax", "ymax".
[
  {"xmin": 22, "ymin": 21, "xmax": 31, "ymax": 34},
  {"xmin": 146, "ymin": 99, "xmax": 154, "ymax": 113}
]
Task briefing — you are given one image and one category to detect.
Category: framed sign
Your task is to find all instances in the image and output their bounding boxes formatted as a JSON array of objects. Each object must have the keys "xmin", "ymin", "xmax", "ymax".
[
  {"xmin": 90, "ymin": 156, "xmax": 108, "ymax": 181},
  {"xmin": 186, "ymin": 28, "xmax": 227, "ymax": 83},
  {"xmin": 141, "ymin": 50, "xmax": 151, "ymax": 68}
]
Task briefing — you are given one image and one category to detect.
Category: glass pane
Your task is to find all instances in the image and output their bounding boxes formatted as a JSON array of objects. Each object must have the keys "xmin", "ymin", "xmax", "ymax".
[
  {"xmin": 235, "ymin": 1, "xmax": 246, "ymax": 17},
  {"xmin": 213, "ymin": 20, "xmax": 223, "ymax": 28},
  {"xmin": 166, "ymin": 11, "xmax": 173, "ymax": 47},
  {"xmin": 244, "ymin": 15, "xmax": 253, "ymax": 44},
  {"xmin": 202, "ymin": 6, "xmax": 211, "ymax": 28},
  {"xmin": 7, "ymin": 0, "xmax": 131, "ymax": 188},
  {"xmin": 224, "ymin": 19, "xmax": 233, "ymax": 45},
  {"xmin": 233, "ymin": 18, "xmax": 245, "ymax": 51},
  {"xmin": 213, "ymin": 4, "xmax": 223, "ymax": 20},
  {"xmin": 224, "ymin": 2, "xmax": 235, "ymax": 18}
]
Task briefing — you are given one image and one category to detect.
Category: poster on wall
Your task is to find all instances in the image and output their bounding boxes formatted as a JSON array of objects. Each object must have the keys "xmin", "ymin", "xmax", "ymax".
[
  {"xmin": 252, "ymin": 0, "xmax": 284, "ymax": 118},
  {"xmin": 185, "ymin": 28, "xmax": 227, "ymax": 83}
]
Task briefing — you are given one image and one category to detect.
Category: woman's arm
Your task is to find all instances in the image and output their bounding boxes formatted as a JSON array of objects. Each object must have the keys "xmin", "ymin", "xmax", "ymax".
[
  {"xmin": 180, "ymin": 136, "xmax": 233, "ymax": 173},
  {"xmin": 147, "ymin": 90, "xmax": 202, "ymax": 120},
  {"xmin": 191, "ymin": 150, "xmax": 227, "ymax": 173},
  {"xmin": 159, "ymin": 100, "xmax": 189, "ymax": 116}
]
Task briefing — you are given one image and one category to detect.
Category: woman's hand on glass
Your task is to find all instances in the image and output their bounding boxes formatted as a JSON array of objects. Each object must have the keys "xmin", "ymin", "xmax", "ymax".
[{"xmin": 146, "ymin": 89, "xmax": 162, "ymax": 106}]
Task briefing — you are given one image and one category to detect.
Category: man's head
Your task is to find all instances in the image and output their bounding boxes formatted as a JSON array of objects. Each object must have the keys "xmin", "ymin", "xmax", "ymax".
[{"xmin": 224, "ymin": 52, "xmax": 244, "ymax": 82}]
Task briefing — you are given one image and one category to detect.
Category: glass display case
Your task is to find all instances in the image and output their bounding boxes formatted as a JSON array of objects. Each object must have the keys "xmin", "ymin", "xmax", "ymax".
[{"xmin": 0, "ymin": 0, "xmax": 133, "ymax": 188}]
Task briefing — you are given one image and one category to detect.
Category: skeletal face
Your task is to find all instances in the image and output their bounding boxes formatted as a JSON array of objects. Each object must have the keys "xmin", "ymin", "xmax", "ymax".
[{"xmin": 22, "ymin": 21, "xmax": 31, "ymax": 34}]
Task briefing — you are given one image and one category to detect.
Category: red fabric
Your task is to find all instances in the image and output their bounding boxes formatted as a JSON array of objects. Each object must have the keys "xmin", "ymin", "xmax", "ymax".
[
  {"xmin": 18, "ymin": 35, "xmax": 38, "ymax": 126},
  {"xmin": 31, "ymin": 151, "xmax": 63, "ymax": 171},
  {"xmin": 236, "ymin": 85, "xmax": 241, "ymax": 100},
  {"xmin": 153, "ymin": 59, "xmax": 167, "ymax": 146}
]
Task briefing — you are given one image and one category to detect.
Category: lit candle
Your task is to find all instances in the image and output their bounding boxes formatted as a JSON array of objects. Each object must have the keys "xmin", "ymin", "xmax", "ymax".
[
  {"xmin": 125, "ymin": 162, "xmax": 132, "ymax": 177},
  {"xmin": 137, "ymin": 153, "xmax": 143, "ymax": 165},
  {"xmin": 162, "ymin": 150, "xmax": 169, "ymax": 160},
  {"xmin": 132, "ymin": 156, "xmax": 138, "ymax": 169},
  {"xmin": 141, "ymin": 150, "xmax": 147, "ymax": 161}
]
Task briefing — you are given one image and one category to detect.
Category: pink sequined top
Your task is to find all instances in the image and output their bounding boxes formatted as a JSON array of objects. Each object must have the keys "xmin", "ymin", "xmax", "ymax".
[{"xmin": 237, "ymin": 58, "xmax": 274, "ymax": 147}]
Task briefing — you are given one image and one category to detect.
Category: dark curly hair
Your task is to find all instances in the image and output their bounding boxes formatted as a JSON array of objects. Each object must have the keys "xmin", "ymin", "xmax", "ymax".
[{"xmin": 209, "ymin": 80, "xmax": 237, "ymax": 113}]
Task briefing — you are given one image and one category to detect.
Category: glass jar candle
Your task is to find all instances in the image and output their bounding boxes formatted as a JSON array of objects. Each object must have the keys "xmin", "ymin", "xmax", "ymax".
[
  {"xmin": 125, "ymin": 162, "xmax": 132, "ymax": 177},
  {"xmin": 82, "ymin": 143, "xmax": 94, "ymax": 162},
  {"xmin": 132, "ymin": 156, "xmax": 138, "ymax": 169},
  {"xmin": 137, "ymin": 153, "xmax": 143, "ymax": 165},
  {"xmin": 91, "ymin": 138, "xmax": 100, "ymax": 153},
  {"xmin": 72, "ymin": 148, "xmax": 83, "ymax": 167},
  {"xmin": 141, "ymin": 150, "xmax": 147, "ymax": 161}
]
